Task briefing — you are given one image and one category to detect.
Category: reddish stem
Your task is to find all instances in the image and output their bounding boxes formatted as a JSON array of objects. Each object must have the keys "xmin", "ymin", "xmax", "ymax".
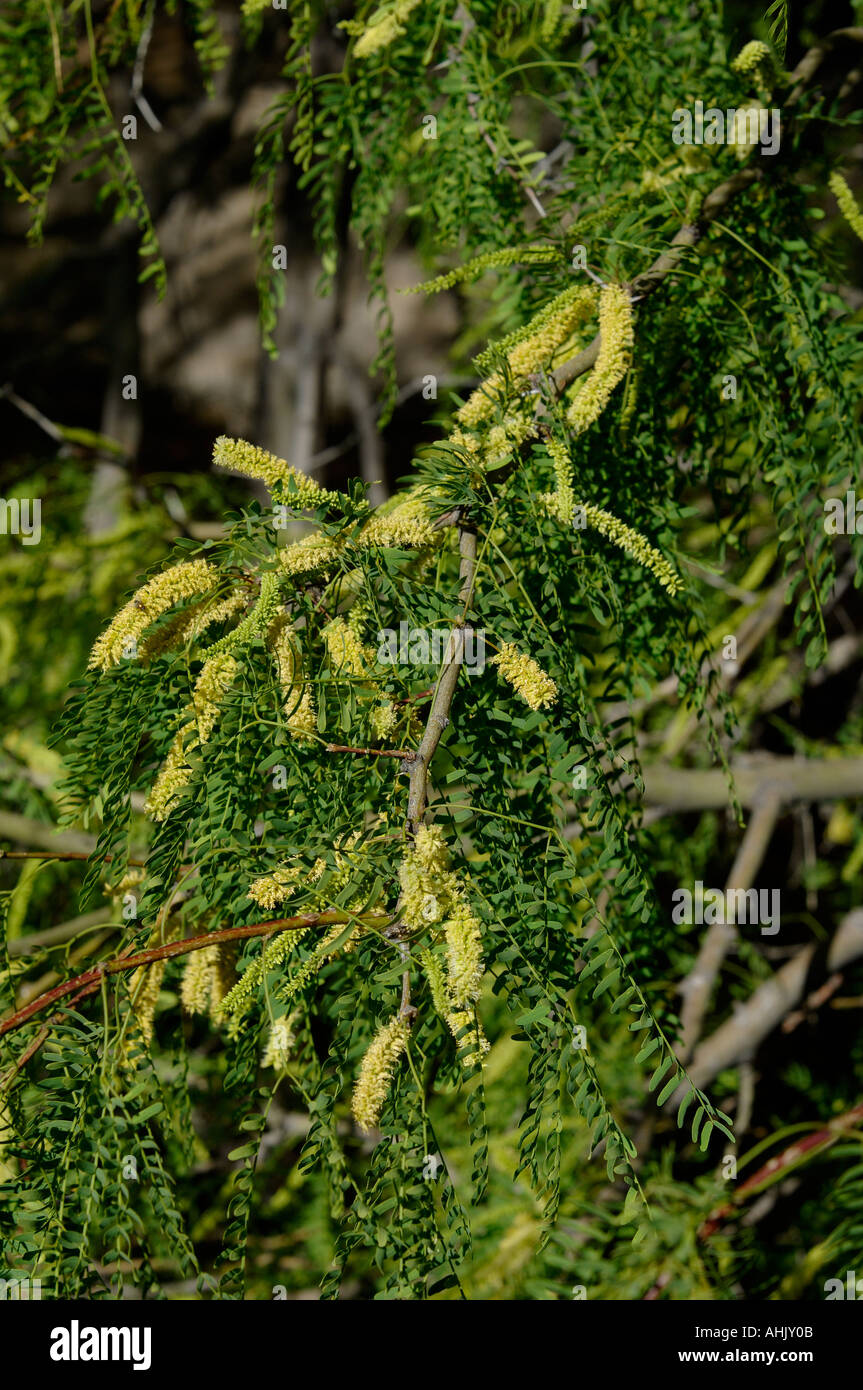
[{"xmin": 0, "ymin": 909, "xmax": 388, "ymax": 1039}]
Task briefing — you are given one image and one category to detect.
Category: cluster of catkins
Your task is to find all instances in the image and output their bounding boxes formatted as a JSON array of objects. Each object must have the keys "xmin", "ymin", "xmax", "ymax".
[
  {"xmin": 352, "ymin": 824, "xmax": 488, "ymax": 1132},
  {"xmin": 411, "ymin": 254, "xmax": 681, "ymax": 599},
  {"xmin": 83, "ymin": 230, "xmax": 692, "ymax": 1128}
]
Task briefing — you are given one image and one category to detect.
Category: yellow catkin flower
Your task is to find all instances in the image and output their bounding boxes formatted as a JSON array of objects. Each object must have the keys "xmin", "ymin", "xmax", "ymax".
[
  {"xmin": 425, "ymin": 934, "xmax": 489, "ymax": 1061},
  {"xmin": 538, "ymin": 439, "xmax": 681, "ymax": 594},
  {"xmin": 89, "ymin": 559, "xmax": 217, "ymax": 670},
  {"xmin": 352, "ymin": 1014, "xmax": 409, "ymax": 1132},
  {"xmin": 0, "ymin": 1099, "xmax": 14, "ymax": 1182},
  {"xmin": 191, "ymin": 651, "xmax": 239, "ymax": 742},
  {"xmin": 444, "ymin": 896, "xmax": 484, "ymax": 1009},
  {"xmin": 262, "ymin": 1013, "xmax": 297, "ymax": 1070},
  {"xmin": 212, "ymin": 436, "xmax": 338, "ymax": 508},
  {"xmin": 371, "ymin": 699, "xmax": 398, "ymax": 741},
  {"xmin": 541, "ymin": 434, "xmax": 577, "ymax": 524},
  {"xmin": 268, "ymin": 617, "xmax": 317, "ymax": 742},
  {"xmin": 491, "ymin": 642, "xmax": 557, "ymax": 710},
  {"xmin": 449, "ymin": 427, "xmax": 482, "ymax": 460},
  {"xmin": 127, "ymin": 960, "xmax": 165, "ymax": 1046},
  {"xmin": 830, "ymin": 172, "xmax": 863, "ymax": 242},
  {"xmin": 143, "ymin": 727, "xmax": 192, "ymax": 822},
  {"xmin": 323, "ymin": 616, "xmax": 373, "ymax": 677},
  {"xmin": 407, "ymin": 245, "xmax": 562, "ymax": 296},
  {"xmin": 248, "ymin": 862, "xmax": 307, "ymax": 910},
  {"xmin": 420, "ymin": 946, "xmax": 450, "ymax": 1018},
  {"xmin": 139, "ymin": 592, "xmax": 248, "ymax": 663},
  {"xmin": 400, "ymin": 831, "xmax": 486, "ymax": 1015},
  {"xmin": 566, "ymin": 283, "xmax": 633, "ymax": 434},
  {"xmin": 731, "ymin": 40, "xmax": 772, "ymax": 76},
  {"xmin": 144, "ymin": 654, "xmax": 238, "ymax": 820},
  {"xmin": 220, "ymin": 926, "xmax": 313, "ymax": 1015},
  {"xmin": 348, "ymin": 0, "xmax": 421, "ymax": 59},
  {"xmin": 277, "ymin": 531, "xmax": 343, "ymax": 579},
  {"xmin": 180, "ymin": 945, "xmax": 221, "ymax": 1016},
  {"xmin": 277, "ymin": 921, "xmax": 353, "ymax": 1005},
  {"xmin": 357, "ymin": 492, "xmax": 438, "ymax": 549},
  {"xmin": 578, "ymin": 501, "xmax": 682, "ymax": 595},
  {"xmin": 540, "ymin": 0, "xmax": 563, "ymax": 43},
  {"xmin": 398, "ymin": 824, "xmax": 457, "ymax": 929},
  {"xmin": 618, "ymin": 364, "xmax": 639, "ymax": 436},
  {"xmin": 458, "ymin": 284, "xmax": 598, "ymax": 428},
  {"xmin": 482, "ymin": 409, "xmax": 535, "ymax": 468}
]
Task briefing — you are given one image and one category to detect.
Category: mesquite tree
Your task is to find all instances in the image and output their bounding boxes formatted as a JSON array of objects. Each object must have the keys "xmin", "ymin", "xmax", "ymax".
[{"xmin": 2, "ymin": 0, "xmax": 863, "ymax": 1300}]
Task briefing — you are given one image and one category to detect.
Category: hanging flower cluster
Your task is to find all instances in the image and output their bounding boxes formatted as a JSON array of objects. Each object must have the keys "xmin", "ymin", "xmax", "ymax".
[
  {"xmin": 352, "ymin": 1014, "xmax": 410, "ymax": 1132},
  {"xmin": 268, "ymin": 616, "xmax": 317, "ymax": 745},
  {"xmin": 566, "ymin": 283, "xmax": 634, "ymax": 433},
  {"xmin": 144, "ymin": 652, "xmax": 238, "ymax": 821},
  {"xmin": 830, "ymin": 171, "xmax": 863, "ymax": 242},
  {"xmin": 342, "ymin": 0, "xmax": 423, "ymax": 61},
  {"xmin": 539, "ymin": 436, "xmax": 682, "ymax": 595},
  {"xmin": 731, "ymin": 40, "xmax": 774, "ymax": 83},
  {"xmin": 490, "ymin": 642, "xmax": 558, "ymax": 710},
  {"xmin": 89, "ymin": 559, "xmax": 217, "ymax": 670},
  {"xmin": 456, "ymin": 283, "xmax": 598, "ymax": 428}
]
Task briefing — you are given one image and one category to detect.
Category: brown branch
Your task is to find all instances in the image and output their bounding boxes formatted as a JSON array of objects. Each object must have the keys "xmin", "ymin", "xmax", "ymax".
[
  {"xmin": 466, "ymin": 91, "xmax": 547, "ymax": 220},
  {"xmin": 786, "ymin": 26, "xmax": 863, "ymax": 105},
  {"xmin": 550, "ymin": 169, "xmax": 762, "ymax": 393},
  {"xmin": 643, "ymin": 754, "xmax": 863, "ymax": 811},
  {"xmin": 0, "ymin": 909, "xmax": 389, "ymax": 1040},
  {"xmin": 0, "ymin": 976, "xmax": 104, "ymax": 1091}
]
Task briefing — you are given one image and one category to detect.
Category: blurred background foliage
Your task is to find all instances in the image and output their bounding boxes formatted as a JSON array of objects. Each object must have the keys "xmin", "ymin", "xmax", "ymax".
[{"xmin": 1, "ymin": 0, "xmax": 863, "ymax": 1298}]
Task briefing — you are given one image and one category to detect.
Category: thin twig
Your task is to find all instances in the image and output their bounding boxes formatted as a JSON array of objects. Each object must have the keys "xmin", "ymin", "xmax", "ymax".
[
  {"xmin": 406, "ymin": 521, "xmax": 478, "ymax": 834},
  {"xmin": 130, "ymin": 0, "xmax": 162, "ymax": 132},
  {"xmin": 325, "ymin": 744, "xmax": 416, "ymax": 760}
]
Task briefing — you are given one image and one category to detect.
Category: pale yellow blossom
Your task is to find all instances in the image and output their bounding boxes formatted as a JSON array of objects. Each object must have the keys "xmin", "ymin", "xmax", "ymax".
[
  {"xmin": 212, "ymin": 435, "xmax": 339, "ymax": 507},
  {"xmin": 491, "ymin": 642, "xmax": 557, "ymax": 710},
  {"xmin": 262, "ymin": 1013, "xmax": 297, "ymax": 1071},
  {"xmin": 139, "ymin": 592, "xmax": 248, "ymax": 663},
  {"xmin": 346, "ymin": 0, "xmax": 422, "ymax": 59},
  {"xmin": 566, "ymin": 283, "xmax": 633, "ymax": 434},
  {"xmin": 352, "ymin": 1014, "xmax": 409, "ymax": 1132},
  {"xmin": 323, "ymin": 616, "xmax": 374, "ymax": 677},
  {"xmin": 731, "ymin": 40, "xmax": 772, "ymax": 76},
  {"xmin": 357, "ymin": 491, "xmax": 438, "ymax": 549},
  {"xmin": 268, "ymin": 617, "xmax": 317, "ymax": 743},
  {"xmin": 89, "ymin": 559, "xmax": 217, "ymax": 670},
  {"xmin": 830, "ymin": 172, "xmax": 863, "ymax": 242},
  {"xmin": 277, "ymin": 532, "xmax": 343, "ymax": 579},
  {"xmin": 144, "ymin": 654, "xmax": 238, "ymax": 820},
  {"xmin": 444, "ymin": 896, "xmax": 484, "ymax": 1009},
  {"xmin": 458, "ymin": 284, "xmax": 598, "ymax": 428}
]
